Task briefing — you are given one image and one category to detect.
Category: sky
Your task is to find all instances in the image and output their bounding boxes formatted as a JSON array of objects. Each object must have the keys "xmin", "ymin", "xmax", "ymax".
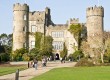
[{"xmin": 0, "ymin": 0, "xmax": 110, "ymax": 34}]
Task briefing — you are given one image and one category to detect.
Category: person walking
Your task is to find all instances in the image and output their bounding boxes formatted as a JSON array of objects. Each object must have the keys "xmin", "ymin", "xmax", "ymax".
[{"xmin": 33, "ymin": 58, "xmax": 38, "ymax": 70}]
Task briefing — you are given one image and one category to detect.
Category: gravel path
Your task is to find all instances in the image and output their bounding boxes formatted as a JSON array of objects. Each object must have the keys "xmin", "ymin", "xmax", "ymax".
[{"xmin": 0, "ymin": 61, "xmax": 76, "ymax": 80}]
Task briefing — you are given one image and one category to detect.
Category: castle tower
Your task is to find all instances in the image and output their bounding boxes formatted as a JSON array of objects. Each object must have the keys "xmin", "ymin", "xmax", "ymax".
[
  {"xmin": 45, "ymin": 7, "xmax": 51, "ymax": 26},
  {"xmin": 86, "ymin": 6, "xmax": 104, "ymax": 48},
  {"xmin": 13, "ymin": 3, "xmax": 29, "ymax": 51}
]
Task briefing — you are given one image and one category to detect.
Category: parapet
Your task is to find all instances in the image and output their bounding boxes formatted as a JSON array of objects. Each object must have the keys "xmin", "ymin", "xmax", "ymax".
[
  {"xmin": 86, "ymin": 5, "xmax": 104, "ymax": 17},
  {"xmin": 70, "ymin": 18, "xmax": 79, "ymax": 24},
  {"xmin": 29, "ymin": 11, "xmax": 45, "ymax": 21},
  {"xmin": 47, "ymin": 24, "xmax": 68, "ymax": 30},
  {"xmin": 13, "ymin": 3, "xmax": 29, "ymax": 11}
]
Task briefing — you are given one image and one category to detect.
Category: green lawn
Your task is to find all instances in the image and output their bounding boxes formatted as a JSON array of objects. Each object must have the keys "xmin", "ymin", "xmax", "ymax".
[
  {"xmin": 0, "ymin": 65, "xmax": 27, "ymax": 76},
  {"xmin": 31, "ymin": 66, "xmax": 110, "ymax": 80}
]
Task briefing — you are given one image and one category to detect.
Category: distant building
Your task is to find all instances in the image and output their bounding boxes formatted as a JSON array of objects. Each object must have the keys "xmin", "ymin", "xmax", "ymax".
[{"xmin": 13, "ymin": 3, "xmax": 104, "ymax": 57}]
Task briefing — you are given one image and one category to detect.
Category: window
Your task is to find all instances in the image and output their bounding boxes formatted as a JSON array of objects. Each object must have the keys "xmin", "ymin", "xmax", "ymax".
[
  {"xmin": 52, "ymin": 41, "xmax": 63, "ymax": 50},
  {"xmin": 31, "ymin": 25, "xmax": 36, "ymax": 32},
  {"xmin": 51, "ymin": 31, "xmax": 64, "ymax": 38},
  {"xmin": 24, "ymin": 14, "xmax": 26, "ymax": 20},
  {"xmin": 31, "ymin": 41, "xmax": 35, "ymax": 48}
]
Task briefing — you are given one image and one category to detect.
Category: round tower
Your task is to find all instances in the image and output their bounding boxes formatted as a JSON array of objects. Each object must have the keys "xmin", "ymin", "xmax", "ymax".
[
  {"xmin": 13, "ymin": 3, "xmax": 29, "ymax": 51},
  {"xmin": 86, "ymin": 6, "xmax": 104, "ymax": 48}
]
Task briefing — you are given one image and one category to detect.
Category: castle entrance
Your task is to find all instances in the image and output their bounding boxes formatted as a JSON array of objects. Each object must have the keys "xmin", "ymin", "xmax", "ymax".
[{"xmin": 55, "ymin": 53, "xmax": 60, "ymax": 60}]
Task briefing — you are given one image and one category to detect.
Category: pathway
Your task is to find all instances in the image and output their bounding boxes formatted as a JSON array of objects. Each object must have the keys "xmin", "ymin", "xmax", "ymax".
[{"xmin": 0, "ymin": 61, "xmax": 76, "ymax": 80}]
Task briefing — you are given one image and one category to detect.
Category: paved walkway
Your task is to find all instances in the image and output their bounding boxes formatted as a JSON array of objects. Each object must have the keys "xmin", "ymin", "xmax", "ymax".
[{"xmin": 0, "ymin": 61, "xmax": 76, "ymax": 80}]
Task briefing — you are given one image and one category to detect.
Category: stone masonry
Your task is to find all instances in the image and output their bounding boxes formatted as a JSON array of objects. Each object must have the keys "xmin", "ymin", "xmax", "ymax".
[{"xmin": 13, "ymin": 3, "xmax": 104, "ymax": 57}]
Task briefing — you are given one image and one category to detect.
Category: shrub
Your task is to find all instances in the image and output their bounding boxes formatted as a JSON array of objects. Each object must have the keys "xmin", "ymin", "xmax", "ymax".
[
  {"xmin": 73, "ymin": 50, "xmax": 84, "ymax": 61},
  {"xmin": 75, "ymin": 58, "xmax": 94, "ymax": 67},
  {"xmin": 22, "ymin": 54, "xmax": 30, "ymax": 61}
]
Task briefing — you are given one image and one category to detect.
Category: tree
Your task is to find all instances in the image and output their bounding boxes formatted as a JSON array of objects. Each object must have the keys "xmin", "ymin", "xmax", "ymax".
[
  {"xmin": 0, "ymin": 33, "xmax": 13, "ymax": 62},
  {"xmin": 29, "ymin": 32, "xmax": 53, "ymax": 60},
  {"xmin": 40, "ymin": 35, "xmax": 53, "ymax": 56},
  {"xmin": 68, "ymin": 24, "xmax": 82, "ymax": 46},
  {"xmin": 13, "ymin": 48, "xmax": 28, "ymax": 61},
  {"xmin": 0, "ymin": 33, "xmax": 8, "ymax": 45},
  {"xmin": 72, "ymin": 50, "xmax": 84, "ymax": 61},
  {"xmin": 81, "ymin": 41, "xmax": 91, "ymax": 57},
  {"xmin": 7, "ymin": 34, "xmax": 13, "ymax": 47},
  {"xmin": 29, "ymin": 48, "xmax": 40, "ymax": 60},
  {"xmin": 60, "ymin": 43, "xmax": 67, "ymax": 58},
  {"xmin": 103, "ymin": 31, "xmax": 110, "ymax": 62},
  {"xmin": 86, "ymin": 31, "xmax": 110, "ymax": 63},
  {"xmin": 35, "ymin": 32, "xmax": 43, "ymax": 49}
]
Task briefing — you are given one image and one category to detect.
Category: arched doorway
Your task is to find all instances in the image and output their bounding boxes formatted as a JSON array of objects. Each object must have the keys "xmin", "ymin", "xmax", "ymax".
[{"xmin": 55, "ymin": 53, "xmax": 60, "ymax": 60}]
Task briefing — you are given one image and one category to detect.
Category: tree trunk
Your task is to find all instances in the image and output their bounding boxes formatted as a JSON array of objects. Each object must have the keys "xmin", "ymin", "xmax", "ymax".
[{"xmin": 101, "ymin": 52, "xmax": 104, "ymax": 63}]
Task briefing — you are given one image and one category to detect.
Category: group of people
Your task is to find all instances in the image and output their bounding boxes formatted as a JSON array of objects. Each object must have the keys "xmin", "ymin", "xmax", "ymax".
[{"xmin": 29, "ymin": 56, "xmax": 47, "ymax": 70}]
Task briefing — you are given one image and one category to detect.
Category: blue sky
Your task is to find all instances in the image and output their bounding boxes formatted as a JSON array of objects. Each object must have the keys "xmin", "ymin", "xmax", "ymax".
[{"xmin": 0, "ymin": 0, "xmax": 110, "ymax": 34}]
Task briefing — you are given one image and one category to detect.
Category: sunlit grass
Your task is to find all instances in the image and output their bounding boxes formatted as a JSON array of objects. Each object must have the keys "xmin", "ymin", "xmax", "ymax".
[
  {"xmin": 31, "ymin": 66, "xmax": 110, "ymax": 80},
  {"xmin": 0, "ymin": 65, "xmax": 27, "ymax": 76}
]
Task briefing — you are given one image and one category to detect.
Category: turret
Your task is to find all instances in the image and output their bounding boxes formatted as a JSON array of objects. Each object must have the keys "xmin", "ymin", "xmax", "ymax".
[
  {"xmin": 70, "ymin": 18, "xmax": 79, "ymax": 24},
  {"xmin": 86, "ymin": 5, "xmax": 104, "ymax": 48},
  {"xmin": 45, "ymin": 7, "xmax": 50, "ymax": 15},
  {"xmin": 13, "ymin": 3, "xmax": 29, "ymax": 51},
  {"xmin": 86, "ymin": 6, "xmax": 104, "ymax": 18}
]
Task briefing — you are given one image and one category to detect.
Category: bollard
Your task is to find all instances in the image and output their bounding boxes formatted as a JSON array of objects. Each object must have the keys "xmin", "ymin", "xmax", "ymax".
[
  {"xmin": 28, "ymin": 61, "xmax": 29, "ymax": 68},
  {"xmin": 15, "ymin": 69, "xmax": 19, "ymax": 80}
]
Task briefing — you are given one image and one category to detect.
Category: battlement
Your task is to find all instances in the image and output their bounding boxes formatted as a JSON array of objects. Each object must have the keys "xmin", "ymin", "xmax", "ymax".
[
  {"xmin": 86, "ymin": 5, "xmax": 104, "ymax": 17},
  {"xmin": 29, "ymin": 11, "xmax": 45, "ymax": 21},
  {"xmin": 70, "ymin": 18, "xmax": 79, "ymax": 24},
  {"xmin": 47, "ymin": 24, "xmax": 68, "ymax": 30},
  {"xmin": 13, "ymin": 3, "xmax": 29, "ymax": 11}
]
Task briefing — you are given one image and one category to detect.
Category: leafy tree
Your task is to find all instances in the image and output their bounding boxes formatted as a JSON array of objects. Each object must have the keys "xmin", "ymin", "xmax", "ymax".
[
  {"xmin": 0, "ymin": 33, "xmax": 8, "ymax": 45},
  {"xmin": 60, "ymin": 43, "xmax": 67, "ymax": 58},
  {"xmin": 68, "ymin": 24, "xmax": 82, "ymax": 45},
  {"xmin": 13, "ymin": 48, "xmax": 28, "ymax": 61},
  {"xmin": 0, "ymin": 33, "xmax": 13, "ymax": 62},
  {"xmin": 0, "ymin": 48, "xmax": 10, "ymax": 62},
  {"xmin": 29, "ymin": 48, "xmax": 40, "ymax": 60},
  {"xmin": 22, "ymin": 54, "xmax": 30, "ymax": 61},
  {"xmin": 35, "ymin": 32, "xmax": 43, "ymax": 49},
  {"xmin": 72, "ymin": 50, "xmax": 84, "ymax": 61},
  {"xmin": 40, "ymin": 35, "xmax": 53, "ymax": 56},
  {"xmin": 7, "ymin": 34, "xmax": 13, "ymax": 47}
]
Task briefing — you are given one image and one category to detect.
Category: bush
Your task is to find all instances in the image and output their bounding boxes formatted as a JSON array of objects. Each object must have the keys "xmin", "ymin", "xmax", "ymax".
[
  {"xmin": 75, "ymin": 58, "xmax": 94, "ymax": 67},
  {"xmin": 22, "ymin": 54, "xmax": 30, "ymax": 61},
  {"xmin": 73, "ymin": 50, "xmax": 84, "ymax": 61}
]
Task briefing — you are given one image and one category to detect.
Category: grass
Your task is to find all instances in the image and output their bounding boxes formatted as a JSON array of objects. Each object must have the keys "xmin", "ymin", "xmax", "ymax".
[
  {"xmin": 0, "ymin": 65, "xmax": 27, "ymax": 76},
  {"xmin": 31, "ymin": 66, "xmax": 110, "ymax": 80}
]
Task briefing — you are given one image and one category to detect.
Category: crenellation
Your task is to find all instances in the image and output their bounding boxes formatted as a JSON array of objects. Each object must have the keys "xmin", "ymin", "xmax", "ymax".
[
  {"xmin": 13, "ymin": 3, "xmax": 29, "ymax": 11},
  {"xmin": 86, "ymin": 6, "xmax": 104, "ymax": 17},
  {"xmin": 29, "ymin": 11, "xmax": 45, "ymax": 21},
  {"xmin": 70, "ymin": 18, "xmax": 79, "ymax": 24}
]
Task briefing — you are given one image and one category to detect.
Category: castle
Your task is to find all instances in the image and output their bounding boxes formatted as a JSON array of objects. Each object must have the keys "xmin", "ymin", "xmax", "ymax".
[{"xmin": 13, "ymin": 3, "xmax": 104, "ymax": 58}]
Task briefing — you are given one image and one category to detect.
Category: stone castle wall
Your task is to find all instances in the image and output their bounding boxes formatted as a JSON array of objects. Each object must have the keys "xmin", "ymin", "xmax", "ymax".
[
  {"xmin": 13, "ymin": 3, "xmax": 29, "ymax": 51},
  {"xmin": 13, "ymin": 3, "xmax": 104, "ymax": 57},
  {"xmin": 86, "ymin": 6, "xmax": 104, "ymax": 48}
]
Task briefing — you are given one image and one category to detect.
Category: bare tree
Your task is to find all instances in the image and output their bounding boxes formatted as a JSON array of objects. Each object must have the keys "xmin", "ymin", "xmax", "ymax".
[{"xmin": 87, "ymin": 31, "xmax": 110, "ymax": 63}]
